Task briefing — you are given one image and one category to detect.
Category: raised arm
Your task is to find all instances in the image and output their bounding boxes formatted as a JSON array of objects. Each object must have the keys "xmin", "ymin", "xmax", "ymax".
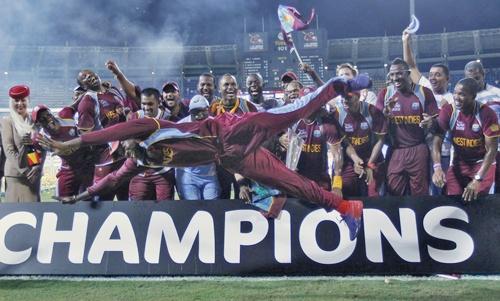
[
  {"xmin": 106, "ymin": 60, "xmax": 140, "ymax": 103},
  {"xmin": 300, "ymin": 63, "xmax": 324, "ymax": 86},
  {"xmin": 402, "ymin": 30, "xmax": 423, "ymax": 84}
]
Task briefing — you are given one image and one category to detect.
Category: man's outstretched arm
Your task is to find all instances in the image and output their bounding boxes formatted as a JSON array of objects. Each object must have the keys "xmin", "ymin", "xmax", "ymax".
[
  {"xmin": 39, "ymin": 118, "xmax": 162, "ymax": 155},
  {"xmin": 55, "ymin": 158, "xmax": 146, "ymax": 203}
]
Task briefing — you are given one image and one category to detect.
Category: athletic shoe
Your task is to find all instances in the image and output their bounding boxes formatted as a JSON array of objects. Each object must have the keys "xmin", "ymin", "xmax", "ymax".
[{"xmin": 339, "ymin": 200, "xmax": 363, "ymax": 240}]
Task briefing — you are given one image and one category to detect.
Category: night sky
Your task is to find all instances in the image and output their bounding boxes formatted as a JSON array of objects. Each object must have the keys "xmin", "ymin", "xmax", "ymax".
[{"xmin": 0, "ymin": 0, "xmax": 499, "ymax": 46}]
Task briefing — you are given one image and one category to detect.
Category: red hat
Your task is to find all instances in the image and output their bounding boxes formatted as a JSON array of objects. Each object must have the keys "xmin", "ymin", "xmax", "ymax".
[
  {"xmin": 162, "ymin": 81, "xmax": 180, "ymax": 93},
  {"xmin": 9, "ymin": 85, "xmax": 30, "ymax": 99},
  {"xmin": 280, "ymin": 71, "xmax": 299, "ymax": 83},
  {"xmin": 31, "ymin": 104, "xmax": 50, "ymax": 123}
]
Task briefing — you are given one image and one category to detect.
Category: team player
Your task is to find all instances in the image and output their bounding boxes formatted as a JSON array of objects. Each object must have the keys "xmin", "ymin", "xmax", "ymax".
[
  {"xmin": 332, "ymin": 91, "xmax": 387, "ymax": 197},
  {"xmin": 464, "ymin": 60, "xmax": 500, "ymax": 193},
  {"xmin": 32, "ymin": 105, "xmax": 94, "ymax": 198},
  {"xmin": 376, "ymin": 58, "xmax": 439, "ymax": 196},
  {"xmin": 280, "ymin": 79, "xmax": 343, "ymax": 193},
  {"xmin": 42, "ymin": 75, "xmax": 372, "ymax": 240},
  {"xmin": 403, "ymin": 30, "xmax": 454, "ymax": 196},
  {"xmin": 432, "ymin": 78, "xmax": 500, "ymax": 201},
  {"xmin": 127, "ymin": 88, "xmax": 174, "ymax": 201},
  {"xmin": 197, "ymin": 73, "xmax": 218, "ymax": 104},
  {"xmin": 76, "ymin": 68, "xmax": 129, "ymax": 200},
  {"xmin": 210, "ymin": 74, "xmax": 258, "ymax": 199},
  {"xmin": 403, "ymin": 30, "xmax": 453, "ymax": 107},
  {"xmin": 162, "ymin": 81, "xmax": 189, "ymax": 122}
]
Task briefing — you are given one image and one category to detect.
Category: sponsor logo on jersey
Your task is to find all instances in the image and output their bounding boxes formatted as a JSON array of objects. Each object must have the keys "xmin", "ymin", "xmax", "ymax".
[
  {"xmin": 350, "ymin": 135, "xmax": 370, "ymax": 146},
  {"xmin": 344, "ymin": 123, "xmax": 354, "ymax": 132},
  {"xmin": 392, "ymin": 103, "xmax": 401, "ymax": 112},
  {"xmin": 412, "ymin": 102, "xmax": 420, "ymax": 111},
  {"xmin": 69, "ymin": 128, "xmax": 76, "ymax": 137},
  {"xmin": 472, "ymin": 123, "xmax": 481, "ymax": 132},
  {"xmin": 360, "ymin": 122, "xmax": 369, "ymax": 130},
  {"xmin": 453, "ymin": 137, "xmax": 482, "ymax": 148},
  {"xmin": 313, "ymin": 129, "xmax": 321, "ymax": 138},
  {"xmin": 456, "ymin": 121, "xmax": 465, "ymax": 131}
]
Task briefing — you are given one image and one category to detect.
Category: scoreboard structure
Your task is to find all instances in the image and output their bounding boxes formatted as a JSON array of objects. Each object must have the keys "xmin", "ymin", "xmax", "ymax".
[{"xmin": 241, "ymin": 29, "xmax": 328, "ymax": 90}]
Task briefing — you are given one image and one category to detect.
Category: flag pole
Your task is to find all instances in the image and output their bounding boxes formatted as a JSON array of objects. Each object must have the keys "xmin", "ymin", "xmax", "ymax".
[{"xmin": 291, "ymin": 46, "xmax": 304, "ymax": 65}]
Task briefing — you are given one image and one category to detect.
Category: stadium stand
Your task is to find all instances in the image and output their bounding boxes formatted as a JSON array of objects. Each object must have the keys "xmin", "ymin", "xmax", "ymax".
[{"xmin": 0, "ymin": 28, "xmax": 499, "ymax": 109}]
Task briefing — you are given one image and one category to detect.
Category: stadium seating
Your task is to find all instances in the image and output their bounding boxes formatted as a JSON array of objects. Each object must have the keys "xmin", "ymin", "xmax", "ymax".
[{"xmin": 1, "ymin": 28, "xmax": 499, "ymax": 106}]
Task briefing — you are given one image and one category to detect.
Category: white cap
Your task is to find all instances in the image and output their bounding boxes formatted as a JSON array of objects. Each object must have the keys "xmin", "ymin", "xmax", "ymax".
[{"xmin": 189, "ymin": 95, "xmax": 210, "ymax": 112}]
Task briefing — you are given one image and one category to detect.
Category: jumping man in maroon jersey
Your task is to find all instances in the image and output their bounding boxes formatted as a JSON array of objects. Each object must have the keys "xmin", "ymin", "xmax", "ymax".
[{"xmin": 41, "ymin": 75, "xmax": 372, "ymax": 240}]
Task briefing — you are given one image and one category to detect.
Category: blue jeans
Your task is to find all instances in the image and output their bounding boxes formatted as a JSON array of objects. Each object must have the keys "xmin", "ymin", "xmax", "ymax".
[{"xmin": 175, "ymin": 168, "xmax": 220, "ymax": 200}]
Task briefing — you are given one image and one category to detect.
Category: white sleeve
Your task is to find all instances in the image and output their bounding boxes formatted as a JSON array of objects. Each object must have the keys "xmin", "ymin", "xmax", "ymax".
[{"xmin": 418, "ymin": 76, "xmax": 432, "ymax": 90}]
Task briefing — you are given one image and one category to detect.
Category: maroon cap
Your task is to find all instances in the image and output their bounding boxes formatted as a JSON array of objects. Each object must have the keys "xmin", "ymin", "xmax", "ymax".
[
  {"xmin": 31, "ymin": 104, "xmax": 50, "ymax": 123},
  {"xmin": 162, "ymin": 81, "xmax": 180, "ymax": 93},
  {"xmin": 280, "ymin": 71, "xmax": 298, "ymax": 83},
  {"xmin": 9, "ymin": 85, "xmax": 30, "ymax": 99}
]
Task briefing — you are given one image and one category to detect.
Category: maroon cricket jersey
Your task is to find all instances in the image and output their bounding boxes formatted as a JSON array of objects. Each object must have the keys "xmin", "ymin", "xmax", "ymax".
[
  {"xmin": 295, "ymin": 117, "xmax": 342, "ymax": 177},
  {"xmin": 334, "ymin": 103, "xmax": 387, "ymax": 161},
  {"xmin": 128, "ymin": 109, "xmax": 171, "ymax": 176},
  {"xmin": 39, "ymin": 112, "xmax": 94, "ymax": 170},
  {"xmin": 209, "ymin": 98, "xmax": 258, "ymax": 117},
  {"xmin": 81, "ymin": 118, "xmax": 219, "ymax": 168},
  {"xmin": 77, "ymin": 87, "xmax": 126, "ymax": 131},
  {"xmin": 376, "ymin": 86, "xmax": 438, "ymax": 148},
  {"xmin": 166, "ymin": 102, "xmax": 190, "ymax": 122},
  {"xmin": 438, "ymin": 102, "xmax": 500, "ymax": 163}
]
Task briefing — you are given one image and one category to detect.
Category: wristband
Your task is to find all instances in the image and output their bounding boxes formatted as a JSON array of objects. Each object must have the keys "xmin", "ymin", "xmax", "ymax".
[
  {"xmin": 367, "ymin": 162, "xmax": 376, "ymax": 170},
  {"xmin": 332, "ymin": 176, "xmax": 343, "ymax": 190},
  {"xmin": 433, "ymin": 163, "xmax": 442, "ymax": 170}
]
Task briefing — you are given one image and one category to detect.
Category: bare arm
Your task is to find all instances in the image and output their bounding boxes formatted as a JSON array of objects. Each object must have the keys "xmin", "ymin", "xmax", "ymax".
[
  {"xmin": 330, "ymin": 142, "xmax": 344, "ymax": 176},
  {"xmin": 328, "ymin": 142, "xmax": 343, "ymax": 197},
  {"xmin": 345, "ymin": 143, "xmax": 364, "ymax": 176},
  {"xmin": 402, "ymin": 30, "xmax": 422, "ymax": 84},
  {"xmin": 106, "ymin": 60, "xmax": 140, "ymax": 106},
  {"xmin": 300, "ymin": 63, "xmax": 324, "ymax": 86},
  {"xmin": 55, "ymin": 158, "xmax": 145, "ymax": 203},
  {"xmin": 367, "ymin": 134, "xmax": 385, "ymax": 166},
  {"xmin": 463, "ymin": 136, "xmax": 497, "ymax": 202},
  {"xmin": 476, "ymin": 136, "xmax": 498, "ymax": 181},
  {"xmin": 431, "ymin": 134, "xmax": 446, "ymax": 188}
]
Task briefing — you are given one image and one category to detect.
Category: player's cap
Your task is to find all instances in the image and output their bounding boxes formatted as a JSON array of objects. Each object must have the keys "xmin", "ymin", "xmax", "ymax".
[
  {"xmin": 280, "ymin": 71, "xmax": 298, "ymax": 83},
  {"xmin": 189, "ymin": 95, "xmax": 209, "ymax": 112},
  {"xmin": 9, "ymin": 85, "xmax": 30, "ymax": 99},
  {"xmin": 162, "ymin": 81, "xmax": 180, "ymax": 93},
  {"xmin": 31, "ymin": 104, "xmax": 50, "ymax": 123}
]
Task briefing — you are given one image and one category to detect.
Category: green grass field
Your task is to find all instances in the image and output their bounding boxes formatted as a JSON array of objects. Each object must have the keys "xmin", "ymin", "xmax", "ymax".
[{"xmin": 0, "ymin": 278, "xmax": 499, "ymax": 301}]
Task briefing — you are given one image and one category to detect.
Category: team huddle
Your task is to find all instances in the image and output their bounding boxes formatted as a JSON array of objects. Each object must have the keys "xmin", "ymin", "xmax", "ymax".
[{"xmin": 2, "ymin": 30, "xmax": 500, "ymax": 241}]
